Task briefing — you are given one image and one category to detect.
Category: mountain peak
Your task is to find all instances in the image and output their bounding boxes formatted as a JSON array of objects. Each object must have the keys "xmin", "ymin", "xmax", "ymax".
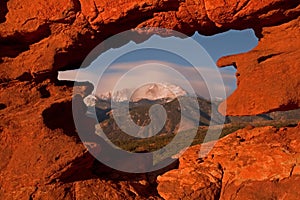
[
  {"xmin": 96, "ymin": 83, "xmax": 187, "ymax": 103},
  {"xmin": 131, "ymin": 83, "xmax": 187, "ymax": 102}
]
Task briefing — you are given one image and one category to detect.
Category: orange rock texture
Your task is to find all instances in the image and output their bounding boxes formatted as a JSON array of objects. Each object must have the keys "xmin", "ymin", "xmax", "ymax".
[
  {"xmin": 157, "ymin": 125, "xmax": 300, "ymax": 200},
  {"xmin": 218, "ymin": 16, "xmax": 300, "ymax": 115},
  {"xmin": 0, "ymin": 0, "xmax": 299, "ymax": 114},
  {"xmin": 0, "ymin": 0, "xmax": 299, "ymax": 199}
]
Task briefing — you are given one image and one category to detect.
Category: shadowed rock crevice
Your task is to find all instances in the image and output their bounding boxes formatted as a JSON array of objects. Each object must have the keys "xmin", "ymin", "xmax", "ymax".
[
  {"xmin": 42, "ymin": 100, "xmax": 77, "ymax": 138},
  {"xmin": 16, "ymin": 72, "xmax": 33, "ymax": 82},
  {"xmin": 257, "ymin": 53, "xmax": 282, "ymax": 64},
  {"xmin": 0, "ymin": 103, "xmax": 7, "ymax": 110},
  {"xmin": 0, "ymin": 0, "xmax": 9, "ymax": 23},
  {"xmin": 0, "ymin": 23, "xmax": 51, "ymax": 58},
  {"xmin": 41, "ymin": 93, "xmax": 96, "ymax": 139},
  {"xmin": 38, "ymin": 85, "xmax": 51, "ymax": 98}
]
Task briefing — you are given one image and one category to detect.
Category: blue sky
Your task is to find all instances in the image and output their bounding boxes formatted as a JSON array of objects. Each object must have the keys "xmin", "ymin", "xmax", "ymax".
[
  {"xmin": 59, "ymin": 29, "xmax": 258, "ymax": 99},
  {"xmin": 193, "ymin": 29, "xmax": 258, "ymax": 62}
]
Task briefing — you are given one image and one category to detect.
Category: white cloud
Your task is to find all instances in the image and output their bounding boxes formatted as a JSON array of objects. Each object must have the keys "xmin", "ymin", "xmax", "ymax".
[{"xmin": 58, "ymin": 60, "xmax": 236, "ymax": 99}]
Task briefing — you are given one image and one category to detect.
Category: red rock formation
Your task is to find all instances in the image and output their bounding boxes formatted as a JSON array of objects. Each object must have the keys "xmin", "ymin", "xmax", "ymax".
[
  {"xmin": 0, "ymin": 0, "xmax": 299, "ymax": 199},
  {"xmin": 0, "ymin": 0, "xmax": 299, "ymax": 114},
  {"xmin": 158, "ymin": 124, "xmax": 300, "ymax": 199},
  {"xmin": 218, "ymin": 16, "xmax": 300, "ymax": 115}
]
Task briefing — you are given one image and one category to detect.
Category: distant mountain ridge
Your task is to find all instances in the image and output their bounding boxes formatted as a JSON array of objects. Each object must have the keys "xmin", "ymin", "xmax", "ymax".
[
  {"xmin": 94, "ymin": 96, "xmax": 300, "ymax": 145},
  {"xmin": 94, "ymin": 82, "xmax": 187, "ymax": 103},
  {"xmin": 82, "ymin": 83, "xmax": 300, "ymax": 143}
]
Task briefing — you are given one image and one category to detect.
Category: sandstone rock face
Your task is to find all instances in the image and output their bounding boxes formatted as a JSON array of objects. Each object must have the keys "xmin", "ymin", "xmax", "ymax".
[
  {"xmin": 0, "ymin": 0, "xmax": 300, "ymax": 199},
  {"xmin": 157, "ymin": 125, "xmax": 300, "ymax": 200},
  {"xmin": 218, "ymin": 16, "xmax": 300, "ymax": 115}
]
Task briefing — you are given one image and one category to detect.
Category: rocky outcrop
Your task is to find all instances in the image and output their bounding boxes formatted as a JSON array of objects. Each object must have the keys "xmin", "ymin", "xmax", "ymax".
[
  {"xmin": 0, "ymin": 79, "xmax": 166, "ymax": 199},
  {"xmin": 157, "ymin": 124, "xmax": 300, "ymax": 199},
  {"xmin": 0, "ymin": 0, "xmax": 299, "ymax": 114},
  {"xmin": 0, "ymin": 0, "xmax": 300, "ymax": 199},
  {"xmin": 218, "ymin": 16, "xmax": 300, "ymax": 115}
]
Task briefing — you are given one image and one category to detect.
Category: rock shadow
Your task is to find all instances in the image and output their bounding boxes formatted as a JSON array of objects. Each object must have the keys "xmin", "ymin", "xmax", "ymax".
[
  {"xmin": 0, "ymin": 0, "xmax": 8, "ymax": 23},
  {"xmin": 42, "ymin": 99, "xmax": 77, "ymax": 138}
]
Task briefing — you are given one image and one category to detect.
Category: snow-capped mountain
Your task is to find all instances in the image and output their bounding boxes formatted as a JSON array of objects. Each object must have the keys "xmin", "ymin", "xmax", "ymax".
[
  {"xmin": 97, "ymin": 83, "xmax": 187, "ymax": 103},
  {"xmin": 98, "ymin": 88, "xmax": 132, "ymax": 102},
  {"xmin": 130, "ymin": 83, "xmax": 187, "ymax": 102}
]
